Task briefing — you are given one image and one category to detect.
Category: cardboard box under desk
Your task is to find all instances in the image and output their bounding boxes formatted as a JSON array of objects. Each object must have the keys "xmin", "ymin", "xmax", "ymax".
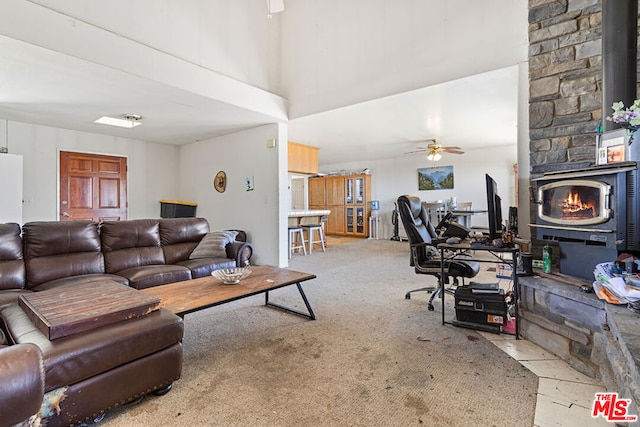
[{"xmin": 19, "ymin": 280, "xmax": 160, "ymax": 340}]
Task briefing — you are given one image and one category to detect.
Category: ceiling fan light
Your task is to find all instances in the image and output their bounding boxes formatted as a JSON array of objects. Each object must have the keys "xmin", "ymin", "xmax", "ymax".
[{"xmin": 427, "ymin": 151, "xmax": 441, "ymax": 161}]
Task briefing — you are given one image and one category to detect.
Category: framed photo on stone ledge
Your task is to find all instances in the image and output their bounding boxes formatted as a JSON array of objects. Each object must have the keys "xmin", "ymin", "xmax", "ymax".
[{"xmin": 597, "ymin": 128, "xmax": 629, "ymax": 165}]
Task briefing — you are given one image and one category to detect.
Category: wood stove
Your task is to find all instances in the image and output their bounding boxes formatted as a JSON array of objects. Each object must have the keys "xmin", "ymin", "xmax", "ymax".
[{"xmin": 531, "ymin": 162, "xmax": 640, "ymax": 280}]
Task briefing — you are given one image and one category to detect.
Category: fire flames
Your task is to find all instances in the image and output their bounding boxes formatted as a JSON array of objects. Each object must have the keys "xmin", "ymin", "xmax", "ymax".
[{"xmin": 559, "ymin": 191, "xmax": 595, "ymax": 219}]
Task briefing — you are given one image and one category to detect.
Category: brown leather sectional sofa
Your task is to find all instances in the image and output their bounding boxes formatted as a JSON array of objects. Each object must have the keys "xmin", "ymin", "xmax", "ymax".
[{"xmin": 0, "ymin": 217, "xmax": 253, "ymax": 426}]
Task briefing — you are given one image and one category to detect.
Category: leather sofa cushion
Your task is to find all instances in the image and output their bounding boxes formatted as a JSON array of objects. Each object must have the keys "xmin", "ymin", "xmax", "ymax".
[
  {"xmin": 0, "ymin": 343, "xmax": 44, "ymax": 426},
  {"xmin": 160, "ymin": 218, "xmax": 209, "ymax": 264},
  {"xmin": 100, "ymin": 219, "xmax": 161, "ymax": 251},
  {"xmin": 0, "ymin": 223, "xmax": 22, "ymax": 259},
  {"xmin": 163, "ymin": 242, "xmax": 199, "ymax": 265},
  {"xmin": 176, "ymin": 258, "xmax": 236, "ymax": 279},
  {"xmin": 1, "ymin": 304, "xmax": 183, "ymax": 393},
  {"xmin": 101, "ymin": 220, "xmax": 165, "ymax": 273},
  {"xmin": 116, "ymin": 265, "xmax": 192, "ymax": 290},
  {"xmin": 25, "ymin": 253, "xmax": 106, "ymax": 289},
  {"xmin": 159, "ymin": 217, "xmax": 209, "ymax": 246},
  {"xmin": 22, "ymin": 221, "xmax": 106, "ymax": 288},
  {"xmin": 23, "ymin": 221, "xmax": 101, "ymax": 258},
  {"xmin": 0, "ymin": 289, "xmax": 32, "ymax": 310},
  {"xmin": 30, "ymin": 274, "xmax": 129, "ymax": 292},
  {"xmin": 0, "ymin": 259, "xmax": 25, "ymax": 291},
  {"xmin": 103, "ymin": 247, "xmax": 165, "ymax": 274},
  {"xmin": 0, "ymin": 223, "xmax": 25, "ymax": 290}
]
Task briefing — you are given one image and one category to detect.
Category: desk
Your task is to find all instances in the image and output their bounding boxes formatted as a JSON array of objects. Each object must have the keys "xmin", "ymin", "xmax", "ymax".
[
  {"xmin": 438, "ymin": 240, "xmax": 520, "ymax": 338},
  {"xmin": 448, "ymin": 209, "xmax": 487, "ymax": 228}
]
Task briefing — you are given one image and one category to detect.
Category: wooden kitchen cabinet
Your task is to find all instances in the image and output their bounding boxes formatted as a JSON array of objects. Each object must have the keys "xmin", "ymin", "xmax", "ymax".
[
  {"xmin": 308, "ymin": 176, "xmax": 326, "ymax": 207},
  {"xmin": 325, "ymin": 176, "xmax": 345, "ymax": 205},
  {"xmin": 288, "ymin": 142, "xmax": 319, "ymax": 174},
  {"xmin": 308, "ymin": 174, "xmax": 371, "ymax": 237}
]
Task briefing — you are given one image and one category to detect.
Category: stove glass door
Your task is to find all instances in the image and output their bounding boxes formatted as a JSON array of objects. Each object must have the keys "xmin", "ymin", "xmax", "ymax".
[{"xmin": 537, "ymin": 179, "xmax": 611, "ymax": 226}]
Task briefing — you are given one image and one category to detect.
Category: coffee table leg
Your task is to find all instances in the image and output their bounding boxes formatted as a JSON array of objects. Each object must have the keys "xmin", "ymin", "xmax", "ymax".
[{"xmin": 265, "ymin": 282, "xmax": 316, "ymax": 320}]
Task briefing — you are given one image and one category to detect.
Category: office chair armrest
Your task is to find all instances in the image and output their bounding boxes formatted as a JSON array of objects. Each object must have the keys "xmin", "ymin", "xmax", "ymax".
[
  {"xmin": 430, "ymin": 237, "xmax": 448, "ymax": 246},
  {"xmin": 409, "ymin": 242, "xmax": 438, "ymax": 267}
]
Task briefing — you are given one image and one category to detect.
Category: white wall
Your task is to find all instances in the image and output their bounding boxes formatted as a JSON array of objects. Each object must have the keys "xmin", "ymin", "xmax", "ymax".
[
  {"xmin": 179, "ymin": 124, "xmax": 287, "ymax": 267},
  {"xmin": 0, "ymin": 154, "xmax": 23, "ymax": 224},
  {"xmin": 281, "ymin": 0, "xmax": 528, "ymax": 118},
  {"xmin": 7, "ymin": 121, "xmax": 180, "ymax": 222},
  {"xmin": 321, "ymin": 145, "xmax": 517, "ymax": 239},
  {"xmin": 25, "ymin": 0, "xmax": 282, "ymax": 94}
]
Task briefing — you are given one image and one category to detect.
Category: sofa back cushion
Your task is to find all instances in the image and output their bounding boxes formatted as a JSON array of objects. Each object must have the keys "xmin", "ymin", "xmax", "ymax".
[
  {"xmin": 159, "ymin": 218, "xmax": 210, "ymax": 264},
  {"xmin": 0, "ymin": 223, "xmax": 25, "ymax": 290},
  {"xmin": 100, "ymin": 219, "xmax": 164, "ymax": 273},
  {"xmin": 22, "ymin": 221, "xmax": 105, "ymax": 288}
]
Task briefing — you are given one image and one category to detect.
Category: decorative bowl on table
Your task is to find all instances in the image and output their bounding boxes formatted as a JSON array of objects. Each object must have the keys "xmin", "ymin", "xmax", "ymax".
[{"xmin": 211, "ymin": 267, "xmax": 252, "ymax": 284}]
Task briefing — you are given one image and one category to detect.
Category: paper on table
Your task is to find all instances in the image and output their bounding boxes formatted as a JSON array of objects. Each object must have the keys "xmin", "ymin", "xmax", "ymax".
[{"xmin": 593, "ymin": 262, "xmax": 640, "ymax": 303}]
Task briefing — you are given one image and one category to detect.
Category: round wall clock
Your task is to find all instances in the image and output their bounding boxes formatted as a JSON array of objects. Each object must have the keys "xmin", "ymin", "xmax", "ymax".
[{"xmin": 214, "ymin": 171, "xmax": 226, "ymax": 193}]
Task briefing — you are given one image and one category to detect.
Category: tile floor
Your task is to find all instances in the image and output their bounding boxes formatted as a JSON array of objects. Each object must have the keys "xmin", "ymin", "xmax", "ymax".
[{"xmin": 478, "ymin": 331, "xmax": 612, "ymax": 427}]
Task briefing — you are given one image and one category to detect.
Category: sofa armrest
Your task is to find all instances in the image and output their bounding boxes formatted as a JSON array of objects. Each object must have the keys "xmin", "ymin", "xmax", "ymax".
[
  {"xmin": 0, "ymin": 343, "xmax": 45, "ymax": 425},
  {"xmin": 226, "ymin": 241, "xmax": 253, "ymax": 267}
]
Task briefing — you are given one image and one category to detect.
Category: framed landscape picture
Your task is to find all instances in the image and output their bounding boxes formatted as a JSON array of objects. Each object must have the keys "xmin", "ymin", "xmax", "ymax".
[{"xmin": 418, "ymin": 165, "xmax": 454, "ymax": 190}]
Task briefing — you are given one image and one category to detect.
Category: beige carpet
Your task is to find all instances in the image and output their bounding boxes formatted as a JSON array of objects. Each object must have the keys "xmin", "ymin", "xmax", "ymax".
[{"xmin": 102, "ymin": 239, "xmax": 537, "ymax": 426}]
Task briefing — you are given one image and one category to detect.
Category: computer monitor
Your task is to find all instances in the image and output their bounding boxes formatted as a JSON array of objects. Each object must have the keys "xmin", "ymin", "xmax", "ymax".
[{"xmin": 485, "ymin": 174, "xmax": 504, "ymax": 240}]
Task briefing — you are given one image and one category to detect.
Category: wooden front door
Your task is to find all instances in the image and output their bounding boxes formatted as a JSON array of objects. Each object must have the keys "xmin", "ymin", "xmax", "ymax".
[{"xmin": 59, "ymin": 151, "xmax": 127, "ymax": 221}]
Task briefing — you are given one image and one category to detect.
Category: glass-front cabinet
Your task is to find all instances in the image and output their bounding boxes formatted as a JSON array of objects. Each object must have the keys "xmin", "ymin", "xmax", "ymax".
[
  {"xmin": 346, "ymin": 207, "xmax": 354, "ymax": 233},
  {"xmin": 355, "ymin": 177, "xmax": 364, "ymax": 204},
  {"xmin": 308, "ymin": 174, "xmax": 371, "ymax": 237},
  {"xmin": 345, "ymin": 176, "xmax": 365, "ymax": 205}
]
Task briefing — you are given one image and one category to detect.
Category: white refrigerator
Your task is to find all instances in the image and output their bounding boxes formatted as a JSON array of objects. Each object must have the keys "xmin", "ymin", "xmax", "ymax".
[{"xmin": 0, "ymin": 154, "xmax": 23, "ymax": 224}]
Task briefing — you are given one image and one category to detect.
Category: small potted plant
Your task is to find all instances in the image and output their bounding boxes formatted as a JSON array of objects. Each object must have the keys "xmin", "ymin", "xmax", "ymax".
[{"xmin": 606, "ymin": 100, "xmax": 640, "ymax": 145}]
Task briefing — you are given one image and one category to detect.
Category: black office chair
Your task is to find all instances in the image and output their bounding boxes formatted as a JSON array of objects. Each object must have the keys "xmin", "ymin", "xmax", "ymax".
[{"xmin": 397, "ymin": 195, "xmax": 480, "ymax": 310}]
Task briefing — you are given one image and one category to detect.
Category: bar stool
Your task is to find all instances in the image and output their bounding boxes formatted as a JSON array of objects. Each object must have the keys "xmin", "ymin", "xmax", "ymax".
[
  {"xmin": 302, "ymin": 224, "xmax": 325, "ymax": 254},
  {"xmin": 288, "ymin": 226, "xmax": 306, "ymax": 258}
]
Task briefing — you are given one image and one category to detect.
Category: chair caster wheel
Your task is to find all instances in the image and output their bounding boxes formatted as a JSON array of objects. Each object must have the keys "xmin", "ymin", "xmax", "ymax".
[
  {"xmin": 405, "ymin": 293, "xmax": 411, "ymax": 299},
  {"xmin": 428, "ymin": 304, "xmax": 434, "ymax": 311}
]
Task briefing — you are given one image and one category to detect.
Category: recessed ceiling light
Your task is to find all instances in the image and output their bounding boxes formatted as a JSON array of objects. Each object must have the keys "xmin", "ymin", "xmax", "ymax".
[{"xmin": 94, "ymin": 114, "xmax": 142, "ymax": 129}]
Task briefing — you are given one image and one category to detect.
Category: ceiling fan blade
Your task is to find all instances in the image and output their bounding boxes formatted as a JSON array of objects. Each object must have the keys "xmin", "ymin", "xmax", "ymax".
[
  {"xmin": 411, "ymin": 138, "xmax": 437, "ymax": 144},
  {"xmin": 441, "ymin": 146, "xmax": 461, "ymax": 150},
  {"xmin": 403, "ymin": 149, "xmax": 427, "ymax": 155},
  {"xmin": 442, "ymin": 149, "xmax": 464, "ymax": 154}
]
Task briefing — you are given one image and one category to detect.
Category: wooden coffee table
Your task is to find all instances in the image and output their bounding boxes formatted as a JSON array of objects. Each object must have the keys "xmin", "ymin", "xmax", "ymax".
[{"xmin": 141, "ymin": 265, "xmax": 317, "ymax": 320}]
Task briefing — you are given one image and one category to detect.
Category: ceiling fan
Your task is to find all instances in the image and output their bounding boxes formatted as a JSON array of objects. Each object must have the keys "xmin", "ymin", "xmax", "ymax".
[{"xmin": 404, "ymin": 138, "xmax": 464, "ymax": 161}]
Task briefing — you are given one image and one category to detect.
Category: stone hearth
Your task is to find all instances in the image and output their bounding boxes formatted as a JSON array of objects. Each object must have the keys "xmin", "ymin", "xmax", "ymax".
[{"xmin": 519, "ymin": 275, "xmax": 640, "ymax": 417}]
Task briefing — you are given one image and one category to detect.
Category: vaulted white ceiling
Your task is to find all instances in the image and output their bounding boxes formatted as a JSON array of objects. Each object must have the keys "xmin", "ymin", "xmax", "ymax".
[{"xmin": 0, "ymin": 0, "xmax": 527, "ymax": 166}]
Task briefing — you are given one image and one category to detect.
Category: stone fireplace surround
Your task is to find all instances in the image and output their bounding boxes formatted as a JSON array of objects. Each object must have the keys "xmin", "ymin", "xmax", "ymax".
[
  {"xmin": 525, "ymin": 0, "xmax": 640, "ymax": 416},
  {"xmin": 519, "ymin": 275, "xmax": 640, "ymax": 418}
]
